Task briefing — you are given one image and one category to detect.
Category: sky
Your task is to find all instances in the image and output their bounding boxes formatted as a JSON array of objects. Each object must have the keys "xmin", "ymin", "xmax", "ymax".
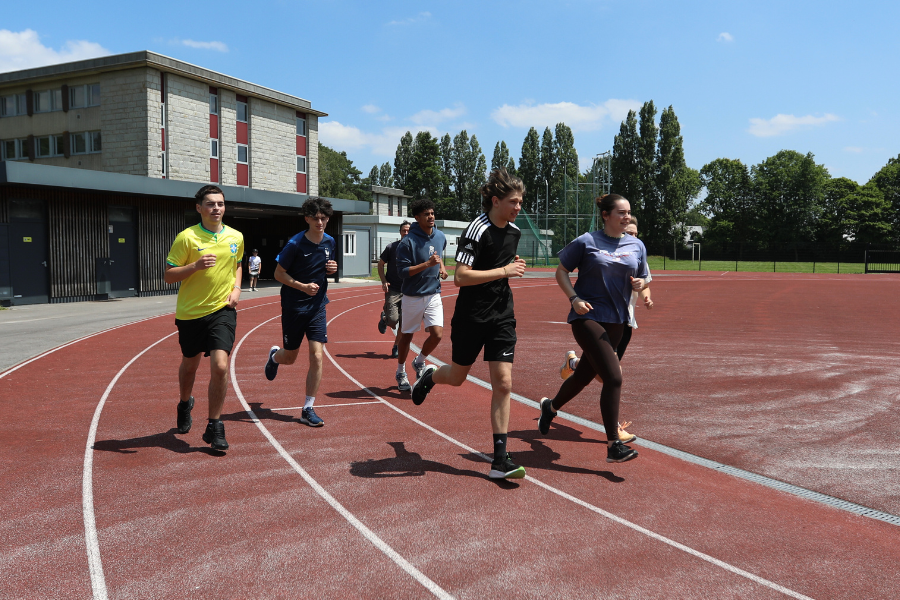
[{"xmin": 3, "ymin": 0, "xmax": 899, "ymax": 186}]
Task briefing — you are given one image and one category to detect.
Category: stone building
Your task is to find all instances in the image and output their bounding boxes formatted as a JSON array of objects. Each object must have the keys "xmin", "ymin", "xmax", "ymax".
[{"xmin": 0, "ymin": 51, "xmax": 367, "ymax": 305}]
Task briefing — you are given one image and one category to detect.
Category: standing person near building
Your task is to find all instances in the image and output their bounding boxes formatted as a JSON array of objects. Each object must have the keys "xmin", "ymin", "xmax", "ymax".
[
  {"xmin": 559, "ymin": 216, "xmax": 653, "ymax": 444},
  {"xmin": 410, "ymin": 169, "xmax": 529, "ymax": 480},
  {"xmin": 165, "ymin": 185, "xmax": 244, "ymax": 451},
  {"xmin": 264, "ymin": 197, "xmax": 338, "ymax": 427},
  {"xmin": 248, "ymin": 249, "xmax": 261, "ymax": 291},
  {"xmin": 538, "ymin": 193, "xmax": 648, "ymax": 463},
  {"xmin": 377, "ymin": 221, "xmax": 411, "ymax": 359},
  {"xmin": 394, "ymin": 200, "xmax": 447, "ymax": 392}
]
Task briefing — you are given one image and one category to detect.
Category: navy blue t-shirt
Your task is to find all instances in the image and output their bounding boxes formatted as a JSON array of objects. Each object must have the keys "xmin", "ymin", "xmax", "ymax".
[
  {"xmin": 276, "ymin": 231, "xmax": 336, "ymax": 314},
  {"xmin": 379, "ymin": 239, "xmax": 404, "ymax": 289}
]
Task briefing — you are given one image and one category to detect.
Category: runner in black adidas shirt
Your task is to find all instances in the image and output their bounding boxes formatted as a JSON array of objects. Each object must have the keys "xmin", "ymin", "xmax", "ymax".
[{"xmin": 411, "ymin": 169, "xmax": 528, "ymax": 480}]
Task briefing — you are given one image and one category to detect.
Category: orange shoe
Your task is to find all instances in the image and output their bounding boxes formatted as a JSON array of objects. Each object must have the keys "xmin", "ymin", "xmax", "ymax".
[
  {"xmin": 560, "ymin": 350, "xmax": 577, "ymax": 380},
  {"xmin": 618, "ymin": 421, "xmax": 636, "ymax": 444}
]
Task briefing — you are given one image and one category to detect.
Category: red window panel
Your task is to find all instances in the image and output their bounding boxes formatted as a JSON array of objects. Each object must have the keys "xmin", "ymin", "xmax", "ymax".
[
  {"xmin": 296, "ymin": 135, "xmax": 307, "ymax": 156},
  {"xmin": 237, "ymin": 163, "xmax": 249, "ymax": 187},
  {"xmin": 210, "ymin": 114, "xmax": 219, "ymax": 139},
  {"xmin": 161, "ymin": 130, "xmax": 165, "ymax": 151},
  {"xmin": 210, "ymin": 158, "xmax": 219, "ymax": 183},
  {"xmin": 209, "ymin": 86, "xmax": 218, "ymax": 94},
  {"xmin": 296, "ymin": 173, "xmax": 307, "ymax": 194},
  {"xmin": 236, "ymin": 94, "xmax": 248, "ymax": 103},
  {"xmin": 237, "ymin": 121, "xmax": 248, "ymax": 145}
]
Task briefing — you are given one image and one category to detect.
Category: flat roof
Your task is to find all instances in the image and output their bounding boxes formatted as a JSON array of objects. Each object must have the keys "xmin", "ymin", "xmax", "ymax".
[
  {"xmin": 0, "ymin": 161, "xmax": 370, "ymax": 214},
  {"xmin": 0, "ymin": 51, "xmax": 327, "ymax": 117}
]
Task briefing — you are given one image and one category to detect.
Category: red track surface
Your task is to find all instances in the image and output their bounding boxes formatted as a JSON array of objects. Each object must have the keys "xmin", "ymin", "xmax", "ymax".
[{"xmin": 2, "ymin": 274, "xmax": 899, "ymax": 599}]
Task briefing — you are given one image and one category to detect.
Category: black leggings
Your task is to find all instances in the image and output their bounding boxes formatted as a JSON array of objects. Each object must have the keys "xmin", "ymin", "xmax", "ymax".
[
  {"xmin": 617, "ymin": 325, "xmax": 632, "ymax": 361},
  {"xmin": 551, "ymin": 319, "xmax": 624, "ymax": 441}
]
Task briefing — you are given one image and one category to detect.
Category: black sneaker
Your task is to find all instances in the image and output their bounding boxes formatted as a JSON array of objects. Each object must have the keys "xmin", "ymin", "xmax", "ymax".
[
  {"xmin": 606, "ymin": 440, "xmax": 638, "ymax": 463},
  {"xmin": 265, "ymin": 346, "xmax": 280, "ymax": 381},
  {"xmin": 378, "ymin": 312, "xmax": 387, "ymax": 335},
  {"xmin": 489, "ymin": 453, "xmax": 526, "ymax": 479},
  {"xmin": 300, "ymin": 407, "xmax": 324, "ymax": 427},
  {"xmin": 176, "ymin": 396, "xmax": 194, "ymax": 434},
  {"xmin": 538, "ymin": 397, "xmax": 556, "ymax": 435},
  {"xmin": 411, "ymin": 365, "xmax": 436, "ymax": 405},
  {"xmin": 391, "ymin": 344, "xmax": 399, "ymax": 358},
  {"xmin": 202, "ymin": 420, "xmax": 229, "ymax": 451}
]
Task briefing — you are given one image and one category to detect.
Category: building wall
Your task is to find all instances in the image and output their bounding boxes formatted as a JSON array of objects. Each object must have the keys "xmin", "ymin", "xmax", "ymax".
[
  {"xmin": 99, "ymin": 67, "xmax": 157, "ymax": 176},
  {"xmin": 165, "ymin": 73, "xmax": 208, "ymax": 182},
  {"xmin": 249, "ymin": 98, "xmax": 295, "ymax": 193},
  {"xmin": 219, "ymin": 89, "xmax": 237, "ymax": 186},
  {"xmin": 307, "ymin": 114, "xmax": 318, "ymax": 196}
]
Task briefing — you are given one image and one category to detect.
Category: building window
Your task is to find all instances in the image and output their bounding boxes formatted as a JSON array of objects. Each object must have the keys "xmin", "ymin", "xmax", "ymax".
[
  {"xmin": 71, "ymin": 131, "xmax": 102, "ymax": 155},
  {"xmin": 209, "ymin": 93, "xmax": 218, "ymax": 115},
  {"xmin": 69, "ymin": 84, "xmax": 99, "ymax": 108},
  {"xmin": 36, "ymin": 136, "xmax": 53, "ymax": 157},
  {"xmin": 34, "ymin": 89, "xmax": 64, "ymax": 113},
  {"xmin": 343, "ymin": 232, "xmax": 357, "ymax": 257},
  {"xmin": 210, "ymin": 139, "xmax": 219, "ymax": 158},
  {"xmin": 296, "ymin": 156, "xmax": 306, "ymax": 173},
  {"xmin": 296, "ymin": 115, "xmax": 306, "ymax": 136},
  {"xmin": 237, "ymin": 144, "xmax": 248, "ymax": 163},
  {"xmin": 1, "ymin": 139, "xmax": 24, "ymax": 160},
  {"xmin": 0, "ymin": 95, "xmax": 25, "ymax": 117},
  {"xmin": 237, "ymin": 100, "xmax": 248, "ymax": 122}
]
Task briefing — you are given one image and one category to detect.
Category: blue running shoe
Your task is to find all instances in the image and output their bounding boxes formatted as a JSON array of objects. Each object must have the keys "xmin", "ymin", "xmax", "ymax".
[
  {"xmin": 265, "ymin": 346, "xmax": 280, "ymax": 381},
  {"xmin": 300, "ymin": 406, "xmax": 324, "ymax": 427}
]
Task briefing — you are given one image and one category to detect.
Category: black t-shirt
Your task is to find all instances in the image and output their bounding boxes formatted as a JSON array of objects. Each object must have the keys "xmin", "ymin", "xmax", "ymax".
[
  {"xmin": 379, "ymin": 239, "xmax": 403, "ymax": 289},
  {"xmin": 453, "ymin": 213, "xmax": 521, "ymax": 323}
]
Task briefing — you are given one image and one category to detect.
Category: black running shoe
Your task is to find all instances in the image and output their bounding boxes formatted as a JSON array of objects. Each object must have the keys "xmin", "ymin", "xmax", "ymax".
[
  {"xmin": 265, "ymin": 346, "xmax": 280, "ymax": 381},
  {"xmin": 411, "ymin": 365, "xmax": 436, "ymax": 405},
  {"xmin": 176, "ymin": 396, "xmax": 194, "ymax": 434},
  {"xmin": 489, "ymin": 453, "xmax": 526, "ymax": 479},
  {"xmin": 202, "ymin": 420, "xmax": 229, "ymax": 451},
  {"xmin": 391, "ymin": 344, "xmax": 399, "ymax": 358},
  {"xmin": 300, "ymin": 407, "xmax": 324, "ymax": 427},
  {"xmin": 538, "ymin": 397, "xmax": 556, "ymax": 435},
  {"xmin": 378, "ymin": 312, "xmax": 387, "ymax": 335},
  {"xmin": 606, "ymin": 440, "xmax": 638, "ymax": 463}
]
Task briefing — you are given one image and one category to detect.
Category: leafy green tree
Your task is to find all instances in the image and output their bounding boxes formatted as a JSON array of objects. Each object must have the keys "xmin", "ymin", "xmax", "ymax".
[
  {"xmin": 318, "ymin": 143, "xmax": 371, "ymax": 201},
  {"xmin": 393, "ymin": 131, "xmax": 414, "ymax": 193},
  {"xmin": 406, "ymin": 131, "xmax": 446, "ymax": 204},
  {"xmin": 519, "ymin": 127, "xmax": 541, "ymax": 214},
  {"xmin": 491, "ymin": 141, "xmax": 509, "ymax": 172},
  {"xmin": 821, "ymin": 178, "xmax": 892, "ymax": 244},
  {"xmin": 368, "ymin": 165, "xmax": 380, "ymax": 187},
  {"xmin": 869, "ymin": 154, "xmax": 900, "ymax": 243},
  {"xmin": 506, "ymin": 156, "xmax": 517, "ymax": 176},
  {"xmin": 700, "ymin": 158, "xmax": 755, "ymax": 254},
  {"xmin": 656, "ymin": 106, "xmax": 700, "ymax": 247},
  {"xmin": 379, "ymin": 162, "xmax": 393, "ymax": 188},
  {"xmin": 540, "ymin": 127, "xmax": 557, "ymax": 208},
  {"xmin": 636, "ymin": 101, "xmax": 659, "ymax": 245},
  {"xmin": 611, "ymin": 110, "xmax": 640, "ymax": 212},
  {"xmin": 468, "ymin": 135, "xmax": 488, "ymax": 216}
]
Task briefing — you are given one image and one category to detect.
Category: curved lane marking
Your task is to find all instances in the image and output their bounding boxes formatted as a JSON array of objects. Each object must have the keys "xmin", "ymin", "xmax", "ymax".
[{"xmin": 229, "ymin": 313, "xmax": 454, "ymax": 600}]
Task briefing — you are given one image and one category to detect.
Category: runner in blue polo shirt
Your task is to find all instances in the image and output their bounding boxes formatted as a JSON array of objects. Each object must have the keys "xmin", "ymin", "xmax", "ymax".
[{"xmin": 264, "ymin": 197, "xmax": 337, "ymax": 427}]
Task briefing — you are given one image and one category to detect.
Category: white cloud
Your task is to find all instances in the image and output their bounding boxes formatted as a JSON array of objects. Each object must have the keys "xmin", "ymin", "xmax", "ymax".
[
  {"xmin": 491, "ymin": 99, "xmax": 641, "ymax": 131},
  {"xmin": 0, "ymin": 29, "xmax": 110, "ymax": 73},
  {"xmin": 387, "ymin": 12, "xmax": 431, "ymax": 26},
  {"xmin": 362, "ymin": 104, "xmax": 381, "ymax": 114},
  {"xmin": 844, "ymin": 146, "xmax": 864, "ymax": 153},
  {"xmin": 717, "ymin": 32, "xmax": 734, "ymax": 43},
  {"xmin": 181, "ymin": 39, "xmax": 229, "ymax": 52},
  {"xmin": 319, "ymin": 121, "xmax": 437, "ymax": 157},
  {"xmin": 747, "ymin": 113, "xmax": 840, "ymax": 137},
  {"xmin": 410, "ymin": 104, "xmax": 467, "ymax": 126}
]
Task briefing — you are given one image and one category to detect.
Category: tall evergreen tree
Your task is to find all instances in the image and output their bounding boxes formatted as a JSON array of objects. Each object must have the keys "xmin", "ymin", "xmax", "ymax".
[
  {"xmin": 611, "ymin": 110, "xmax": 640, "ymax": 210},
  {"xmin": 406, "ymin": 131, "xmax": 445, "ymax": 203},
  {"xmin": 393, "ymin": 131, "xmax": 414, "ymax": 193},
  {"xmin": 368, "ymin": 165, "xmax": 380, "ymax": 187},
  {"xmin": 491, "ymin": 141, "xmax": 511, "ymax": 172},
  {"xmin": 554, "ymin": 123, "xmax": 578, "ymax": 214},
  {"xmin": 637, "ymin": 101, "xmax": 659, "ymax": 244},
  {"xmin": 379, "ymin": 162, "xmax": 393, "ymax": 188},
  {"xmin": 656, "ymin": 106, "xmax": 700, "ymax": 248},
  {"xmin": 519, "ymin": 127, "xmax": 541, "ymax": 214},
  {"xmin": 440, "ymin": 134, "xmax": 453, "ymax": 203},
  {"xmin": 506, "ymin": 156, "xmax": 517, "ymax": 176},
  {"xmin": 539, "ymin": 127, "xmax": 557, "ymax": 213},
  {"xmin": 468, "ymin": 135, "xmax": 488, "ymax": 217}
]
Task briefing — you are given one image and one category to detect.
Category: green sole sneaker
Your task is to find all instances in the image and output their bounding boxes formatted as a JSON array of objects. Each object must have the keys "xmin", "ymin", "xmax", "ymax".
[{"xmin": 489, "ymin": 454, "xmax": 526, "ymax": 479}]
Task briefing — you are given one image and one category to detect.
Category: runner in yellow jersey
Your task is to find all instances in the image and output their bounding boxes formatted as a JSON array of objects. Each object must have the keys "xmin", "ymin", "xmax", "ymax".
[{"xmin": 164, "ymin": 185, "xmax": 244, "ymax": 451}]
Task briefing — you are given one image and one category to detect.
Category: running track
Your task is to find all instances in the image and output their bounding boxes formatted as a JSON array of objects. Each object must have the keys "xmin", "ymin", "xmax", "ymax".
[{"xmin": 1, "ymin": 274, "xmax": 899, "ymax": 599}]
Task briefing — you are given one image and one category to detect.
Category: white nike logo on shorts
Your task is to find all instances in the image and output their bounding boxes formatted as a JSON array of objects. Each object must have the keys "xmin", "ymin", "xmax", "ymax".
[
  {"xmin": 304, "ymin": 253, "xmax": 312, "ymax": 256},
  {"xmin": 503, "ymin": 351, "xmax": 513, "ymax": 356}
]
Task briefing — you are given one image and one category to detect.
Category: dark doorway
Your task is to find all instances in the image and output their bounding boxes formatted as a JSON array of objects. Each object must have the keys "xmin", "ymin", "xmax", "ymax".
[
  {"xmin": 9, "ymin": 199, "xmax": 49, "ymax": 305},
  {"xmin": 108, "ymin": 206, "xmax": 138, "ymax": 298}
]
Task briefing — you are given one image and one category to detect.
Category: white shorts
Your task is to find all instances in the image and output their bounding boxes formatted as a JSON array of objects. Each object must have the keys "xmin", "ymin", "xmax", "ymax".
[{"xmin": 400, "ymin": 293, "xmax": 443, "ymax": 333}]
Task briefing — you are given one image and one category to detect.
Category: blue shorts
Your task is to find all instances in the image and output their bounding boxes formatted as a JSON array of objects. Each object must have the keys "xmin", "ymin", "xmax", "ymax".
[{"xmin": 282, "ymin": 304, "xmax": 328, "ymax": 350}]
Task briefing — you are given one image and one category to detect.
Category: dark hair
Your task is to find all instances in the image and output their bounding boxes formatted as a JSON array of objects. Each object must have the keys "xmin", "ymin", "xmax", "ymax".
[
  {"xmin": 301, "ymin": 196, "xmax": 334, "ymax": 218},
  {"xmin": 252, "ymin": 249, "xmax": 258, "ymax": 253},
  {"xmin": 627, "ymin": 214, "xmax": 638, "ymax": 227},
  {"xmin": 596, "ymin": 194, "xmax": 628, "ymax": 222},
  {"xmin": 195, "ymin": 185, "xmax": 225, "ymax": 204},
  {"xmin": 399, "ymin": 220, "xmax": 411, "ymax": 230},
  {"xmin": 480, "ymin": 168, "xmax": 525, "ymax": 212},
  {"xmin": 410, "ymin": 198, "xmax": 435, "ymax": 217}
]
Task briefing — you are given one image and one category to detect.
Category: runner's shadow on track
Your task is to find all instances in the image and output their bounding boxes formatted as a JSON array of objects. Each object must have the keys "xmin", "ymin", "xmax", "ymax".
[
  {"xmin": 342, "ymin": 385, "xmax": 408, "ymax": 401},
  {"xmin": 325, "ymin": 389, "xmax": 380, "ymax": 400},
  {"xmin": 221, "ymin": 404, "xmax": 296, "ymax": 424},
  {"xmin": 92, "ymin": 430, "xmax": 226, "ymax": 456},
  {"xmin": 501, "ymin": 423, "xmax": 625, "ymax": 483},
  {"xmin": 333, "ymin": 351, "xmax": 389, "ymax": 360},
  {"xmin": 350, "ymin": 442, "xmax": 516, "ymax": 486}
]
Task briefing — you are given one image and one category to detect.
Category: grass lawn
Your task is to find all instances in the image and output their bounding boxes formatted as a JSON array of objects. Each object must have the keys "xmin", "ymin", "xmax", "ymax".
[{"xmin": 646, "ymin": 257, "xmax": 865, "ymax": 274}]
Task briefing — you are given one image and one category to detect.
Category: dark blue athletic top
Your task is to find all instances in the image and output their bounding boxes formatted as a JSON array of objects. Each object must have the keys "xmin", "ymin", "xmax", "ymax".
[{"xmin": 276, "ymin": 231, "xmax": 335, "ymax": 314}]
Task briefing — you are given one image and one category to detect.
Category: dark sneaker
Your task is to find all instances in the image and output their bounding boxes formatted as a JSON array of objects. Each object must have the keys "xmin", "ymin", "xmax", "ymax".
[
  {"xmin": 489, "ymin": 453, "xmax": 526, "ymax": 479},
  {"xmin": 396, "ymin": 371, "xmax": 411, "ymax": 392},
  {"xmin": 378, "ymin": 312, "xmax": 387, "ymax": 335},
  {"xmin": 300, "ymin": 407, "xmax": 324, "ymax": 427},
  {"xmin": 202, "ymin": 420, "xmax": 229, "ymax": 451},
  {"xmin": 538, "ymin": 397, "xmax": 556, "ymax": 435},
  {"xmin": 413, "ymin": 360, "xmax": 428, "ymax": 380},
  {"xmin": 176, "ymin": 396, "xmax": 194, "ymax": 434},
  {"xmin": 606, "ymin": 440, "xmax": 638, "ymax": 463},
  {"xmin": 265, "ymin": 346, "xmax": 280, "ymax": 381},
  {"xmin": 391, "ymin": 344, "xmax": 399, "ymax": 358},
  {"xmin": 411, "ymin": 365, "xmax": 436, "ymax": 405}
]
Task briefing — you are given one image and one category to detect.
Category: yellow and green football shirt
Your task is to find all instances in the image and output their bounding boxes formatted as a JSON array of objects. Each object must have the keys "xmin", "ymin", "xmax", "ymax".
[{"xmin": 166, "ymin": 223, "xmax": 244, "ymax": 320}]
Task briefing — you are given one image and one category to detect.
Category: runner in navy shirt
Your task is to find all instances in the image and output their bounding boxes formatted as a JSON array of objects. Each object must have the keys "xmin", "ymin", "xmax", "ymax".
[
  {"xmin": 538, "ymin": 193, "xmax": 648, "ymax": 464},
  {"xmin": 264, "ymin": 197, "xmax": 338, "ymax": 427},
  {"xmin": 377, "ymin": 220, "xmax": 411, "ymax": 358}
]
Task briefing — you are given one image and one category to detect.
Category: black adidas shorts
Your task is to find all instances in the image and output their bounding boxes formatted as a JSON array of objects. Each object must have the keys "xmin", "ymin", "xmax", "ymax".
[
  {"xmin": 450, "ymin": 318, "xmax": 516, "ymax": 366},
  {"xmin": 175, "ymin": 305, "xmax": 237, "ymax": 358}
]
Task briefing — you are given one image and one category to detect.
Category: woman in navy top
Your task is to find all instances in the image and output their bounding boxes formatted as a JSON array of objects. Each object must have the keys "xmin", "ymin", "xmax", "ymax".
[{"xmin": 538, "ymin": 194, "xmax": 649, "ymax": 463}]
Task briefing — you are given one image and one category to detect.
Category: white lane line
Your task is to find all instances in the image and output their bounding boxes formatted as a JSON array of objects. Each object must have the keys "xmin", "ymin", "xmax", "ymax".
[
  {"xmin": 270, "ymin": 401, "xmax": 382, "ymax": 411},
  {"xmin": 328, "ymin": 295, "xmax": 815, "ymax": 600},
  {"xmin": 230, "ymin": 314, "xmax": 453, "ymax": 600},
  {"xmin": 82, "ymin": 331, "xmax": 177, "ymax": 600}
]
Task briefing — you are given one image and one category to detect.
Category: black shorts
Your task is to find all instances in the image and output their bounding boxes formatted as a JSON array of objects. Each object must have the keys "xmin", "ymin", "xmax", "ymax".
[
  {"xmin": 175, "ymin": 306, "xmax": 237, "ymax": 358},
  {"xmin": 282, "ymin": 304, "xmax": 328, "ymax": 350},
  {"xmin": 450, "ymin": 318, "xmax": 516, "ymax": 366}
]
